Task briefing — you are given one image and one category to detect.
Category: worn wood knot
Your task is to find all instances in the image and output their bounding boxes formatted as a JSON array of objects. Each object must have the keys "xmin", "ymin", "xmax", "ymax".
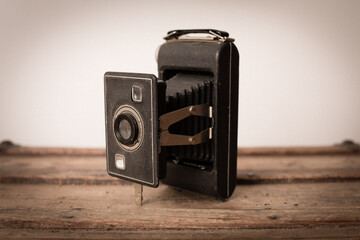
[{"xmin": 267, "ymin": 215, "xmax": 278, "ymax": 220}]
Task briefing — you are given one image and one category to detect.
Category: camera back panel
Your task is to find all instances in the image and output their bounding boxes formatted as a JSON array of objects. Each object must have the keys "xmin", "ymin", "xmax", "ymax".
[
  {"xmin": 104, "ymin": 72, "xmax": 160, "ymax": 187},
  {"xmin": 158, "ymin": 40, "xmax": 239, "ymax": 199}
]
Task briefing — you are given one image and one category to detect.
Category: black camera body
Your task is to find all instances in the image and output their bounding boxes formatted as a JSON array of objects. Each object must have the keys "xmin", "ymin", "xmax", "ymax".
[{"xmin": 105, "ymin": 29, "xmax": 239, "ymax": 199}]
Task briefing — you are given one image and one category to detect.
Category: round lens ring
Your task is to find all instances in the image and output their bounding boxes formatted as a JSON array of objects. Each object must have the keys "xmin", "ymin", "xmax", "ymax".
[{"xmin": 114, "ymin": 112, "xmax": 138, "ymax": 146}]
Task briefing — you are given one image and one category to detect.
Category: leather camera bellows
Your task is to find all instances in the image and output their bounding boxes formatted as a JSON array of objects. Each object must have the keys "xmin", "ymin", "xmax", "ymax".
[{"xmin": 165, "ymin": 72, "xmax": 213, "ymax": 169}]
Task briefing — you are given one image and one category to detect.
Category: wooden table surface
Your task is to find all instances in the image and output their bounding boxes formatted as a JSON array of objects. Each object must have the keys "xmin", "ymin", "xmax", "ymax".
[{"xmin": 0, "ymin": 144, "xmax": 359, "ymax": 239}]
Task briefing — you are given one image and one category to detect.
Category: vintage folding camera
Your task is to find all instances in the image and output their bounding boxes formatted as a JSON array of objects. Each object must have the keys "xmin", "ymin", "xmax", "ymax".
[{"xmin": 104, "ymin": 29, "xmax": 239, "ymax": 202}]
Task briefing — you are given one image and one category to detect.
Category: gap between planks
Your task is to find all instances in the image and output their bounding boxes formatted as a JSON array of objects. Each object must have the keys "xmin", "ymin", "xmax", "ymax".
[
  {"xmin": 1, "ymin": 227, "xmax": 360, "ymax": 239},
  {"xmin": 0, "ymin": 154, "xmax": 359, "ymax": 185},
  {"xmin": 0, "ymin": 143, "xmax": 359, "ymax": 157}
]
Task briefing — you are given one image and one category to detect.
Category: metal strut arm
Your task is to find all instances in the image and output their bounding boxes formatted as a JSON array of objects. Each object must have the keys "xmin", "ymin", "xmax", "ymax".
[{"xmin": 159, "ymin": 104, "xmax": 213, "ymax": 147}]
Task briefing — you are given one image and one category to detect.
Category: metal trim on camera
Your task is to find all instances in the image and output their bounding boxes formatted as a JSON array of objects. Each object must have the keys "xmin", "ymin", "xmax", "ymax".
[
  {"xmin": 132, "ymin": 85, "xmax": 142, "ymax": 102},
  {"xmin": 115, "ymin": 154, "xmax": 126, "ymax": 170},
  {"xmin": 159, "ymin": 104, "xmax": 213, "ymax": 146},
  {"xmin": 113, "ymin": 105, "xmax": 144, "ymax": 152}
]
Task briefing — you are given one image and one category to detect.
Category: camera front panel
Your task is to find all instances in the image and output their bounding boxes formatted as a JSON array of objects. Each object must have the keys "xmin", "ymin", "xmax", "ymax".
[{"xmin": 104, "ymin": 72, "xmax": 159, "ymax": 187}]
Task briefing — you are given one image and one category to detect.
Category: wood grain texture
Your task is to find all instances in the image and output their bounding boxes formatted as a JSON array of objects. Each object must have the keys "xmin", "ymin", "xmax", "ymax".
[
  {"xmin": 0, "ymin": 146, "xmax": 106, "ymax": 156},
  {"xmin": 237, "ymin": 144, "xmax": 360, "ymax": 156},
  {"xmin": 0, "ymin": 155, "xmax": 118, "ymax": 185},
  {"xmin": 0, "ymin": 146, "xmax": 359, "ymax": 239},
  {"xmin": 0, "ymin": 182, "xmax": 359, "ymax": 231},
  {"xmin": 0, "ymin": 154, "xmax": 359, "ymax": 185},
  {"xmin": 2, "ymin": 227, "xmax": 360, "ymax": 239},
  {"xmin": 237, "ymin": 155, "xmax": 360, "ymax": 183}
]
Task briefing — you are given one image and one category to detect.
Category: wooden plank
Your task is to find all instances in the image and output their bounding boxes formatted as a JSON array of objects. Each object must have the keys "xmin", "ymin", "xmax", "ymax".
[
  {"xmin": 0, "ymin": 154, "xmax": 359, "ymax": 185},
  {"xmin": 0, "ymin": 155, "xmax": 118, "ymax": 185},
  {"xmin": 0, "ymin": 182, "xmax": 359, "ymax": 231},
  {"xmin": 237, "ymin": 155, "xmax": 360, "ymax": 183},
  {"xmin": 1, "ymin": 227, "xmax": 360, "ymax": 239},
  {"xmin": 0, "ymin": 146, "xmax": 105, "ymax": 157},
  {"xmin": 237, "ymin": 142, "xmax": 360, "ymax": 156}
]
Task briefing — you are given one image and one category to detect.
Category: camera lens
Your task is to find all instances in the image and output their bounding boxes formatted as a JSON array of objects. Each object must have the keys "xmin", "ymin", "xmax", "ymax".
[
  {"xmin": 114, "ymin": 112, "xmax": 138, "ymax": 146},
  {"xmin": 119, "ymin": 119, "xmax": 132, "ymax": 140}
]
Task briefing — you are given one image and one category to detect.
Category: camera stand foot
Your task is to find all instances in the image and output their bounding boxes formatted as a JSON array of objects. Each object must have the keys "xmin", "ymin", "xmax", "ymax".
[{"xmin": 134, "ymin": 183, "xmax": 143, "ymax": 206}]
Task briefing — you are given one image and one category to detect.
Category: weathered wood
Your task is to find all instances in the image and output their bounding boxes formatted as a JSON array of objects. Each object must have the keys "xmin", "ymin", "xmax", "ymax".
[
  {"xmin": 237, "ymin": 144, "xmax": 360, "ymax": 156},
  {"xmin": 0, "ymin": 182, "xmax": 359, "ymax": 231},
  {"xmin": 1, "ymin": 227, "xmax": 360, "ymax": 239},
  {"xmin": 1, "ymin": 144, "xmax": 359, "ymax": 239},
  {"xmin": 0, "ymin": 146, "xmax": 106, "ymax": 156},
  {"xmin": 237, "ymin": 155, "xmax": 360, "ymax": 183},
  {"xmin": 0, "ymin": 154, "xmax": 359, "ymax": 185},
  {"xmin": 0, "ymin": 155, "xmax": 119, "ymax": 185}
]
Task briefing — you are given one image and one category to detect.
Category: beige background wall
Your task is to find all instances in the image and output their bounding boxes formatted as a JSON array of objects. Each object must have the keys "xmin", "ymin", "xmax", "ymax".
[{"xmin": 0, "ymin": 0, "xmax": 359, "ymax": 147}]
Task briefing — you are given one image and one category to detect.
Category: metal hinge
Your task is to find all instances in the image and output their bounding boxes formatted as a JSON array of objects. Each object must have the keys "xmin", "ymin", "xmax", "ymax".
[{"xmin": 159, "ymin": 104, "xmax": 213, "ymax": 147}]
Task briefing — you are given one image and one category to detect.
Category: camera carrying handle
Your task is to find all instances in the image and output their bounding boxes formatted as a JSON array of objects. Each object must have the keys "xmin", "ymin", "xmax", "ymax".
[
  {"xmin": 159, "ymin": 104, "xmax": 213, "ymax": 147},
  {"xmin": 164, "ymin": 29, "xmax": 231, "ymax": 41}
]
